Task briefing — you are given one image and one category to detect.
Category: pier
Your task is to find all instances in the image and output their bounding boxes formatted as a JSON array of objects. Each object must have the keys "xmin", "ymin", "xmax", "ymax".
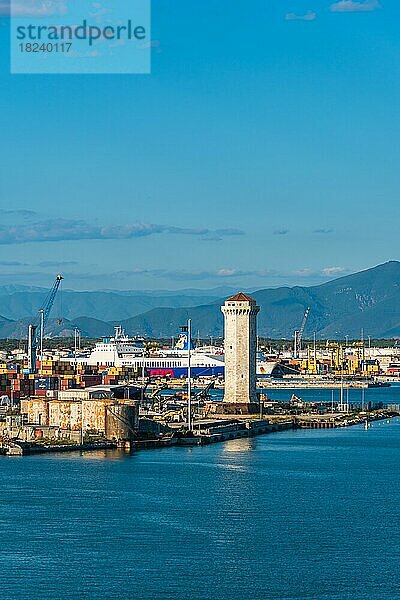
[{"xmin": 0, "ymin": 440, "xmax": 118, "ymax": 456}]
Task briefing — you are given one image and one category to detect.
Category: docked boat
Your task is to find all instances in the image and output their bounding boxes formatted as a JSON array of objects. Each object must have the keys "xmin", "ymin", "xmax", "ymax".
[
  {"xmin": 367, "ymin": 380, "xmax": 391, "ymax": 388},
  {"xmin": 74, "ymin": 327, "xmax": 281, "ymax": 379}
]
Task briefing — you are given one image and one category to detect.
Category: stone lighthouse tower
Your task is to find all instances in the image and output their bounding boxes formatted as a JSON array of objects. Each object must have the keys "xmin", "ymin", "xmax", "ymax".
[{"xmin": 221, "ymin": 292, "xmax": 260, "ymax": 413}]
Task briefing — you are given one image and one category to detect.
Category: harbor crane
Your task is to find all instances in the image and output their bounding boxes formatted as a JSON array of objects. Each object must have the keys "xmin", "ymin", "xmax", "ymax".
[
  {"xmin": 194, "ymin": 380, "xmax": 215, "ymax": 402},
  {"xmin": 27, "ymin": 274, "xmax": 63, "ymax": 374},
  {"xmin": 293, "ymin": 306, "xmax": 311, "ymax": 359}
]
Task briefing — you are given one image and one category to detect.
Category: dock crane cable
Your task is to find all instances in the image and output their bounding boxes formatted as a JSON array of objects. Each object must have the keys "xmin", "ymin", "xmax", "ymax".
[
  {"xmin": 39, "ymin": 274, "xmax": 63, "ymax": 327},
  {"xmin": 56, "ymin": 278, "xmax": 63, "ymax": 325},
  {"xmin": 298, "ymin": 307, "xmax": 311, "ymax": 345},
  {"xmin": 194, "ymin": 380, "xmax": 215, "ymax": 401},
  {"xmin": 27, "ymin": 274, "xmax": 63, "ymax": 374},
  {"xmin": 294, "ymin": 307, "xmax": 311, "ymax": 359}
]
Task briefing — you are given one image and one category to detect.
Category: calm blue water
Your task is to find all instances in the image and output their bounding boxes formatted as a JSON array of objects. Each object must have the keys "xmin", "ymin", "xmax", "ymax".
[
  {"xmin": 204, "ymin": 382, "xmax": 400, "ymax": 406},
  {"xmin": 261, "ymin": 383, "xmax": 400, "ymax": 406},
  {"xmin": 2, "ymin": 411, "xmax": 400, "ymax": 599}
]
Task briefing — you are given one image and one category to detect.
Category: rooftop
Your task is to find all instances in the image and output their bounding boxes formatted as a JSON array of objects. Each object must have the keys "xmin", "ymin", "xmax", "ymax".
[{"xmin": 226, "ymin": 292, "xmax": 256, "ymax": 302}]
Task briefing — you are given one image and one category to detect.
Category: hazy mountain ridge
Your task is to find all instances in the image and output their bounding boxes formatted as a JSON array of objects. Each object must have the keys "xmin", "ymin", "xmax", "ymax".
[
  {"xmin": 1, "ymin": 262, "xmax": 400, "ymax": 339},
  {"xmin": 0, "ymin": 290, "xmax": 223, "ymax": 322}
]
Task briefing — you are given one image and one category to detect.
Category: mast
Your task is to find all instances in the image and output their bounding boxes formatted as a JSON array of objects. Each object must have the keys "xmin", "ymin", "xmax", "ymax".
[
  {"xmin": 340, "ymin": 364, "xmax": 344, "ymax": 412},
  {"xmin": 187, "ymin": 318, "xmax": 192, "ymax": 431}
]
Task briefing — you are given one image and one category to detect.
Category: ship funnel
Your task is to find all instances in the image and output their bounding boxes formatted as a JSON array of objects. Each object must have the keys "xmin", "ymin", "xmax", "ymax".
[{"xmin": 175, "ymin": 331, "xmax": 194, "ymax": 351}]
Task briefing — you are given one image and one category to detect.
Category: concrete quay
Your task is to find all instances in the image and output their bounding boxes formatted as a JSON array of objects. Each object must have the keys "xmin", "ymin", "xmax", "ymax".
[
  {"xmin": 170, "ymin": 418, "xmax": 293, "ymax": 446},
  {"xmin": 2, "ymin": 410, "xmax": 395, "ymax": 455},
  {"xmin": 0, "ymin": 440, "xmax": 117, "ymax": 456},
  {"xmin": 257, "ymin": 379, "xmax": 386, "ymax": 389},
  {"xmin": 1, "ymin": 418, "xmax": 294, "ymax": 455},
  {"xmin": 294, "ymin": 410, "xmax": 397, "ymax": 429}
]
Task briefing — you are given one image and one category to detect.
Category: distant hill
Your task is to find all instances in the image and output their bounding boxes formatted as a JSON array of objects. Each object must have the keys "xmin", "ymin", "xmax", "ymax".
[
  {"xmin": 115, "ymin": 261, "xmax": 400, "ymax": 339},
  {"xmin": 1, "ymin": 262, "xmax": 400, "ymax": 339},
  {"xmin": 0, "ymin": 314, "xmax": 14, "ymax": 338},
  {"xmin": 72, "ymin": 317, "xmax": 115, "ymax": 338},
  {"xmin": 252, "ymin": 260, "xmax": 400, "ymax": 338},
  {"xmin": 0, "ymin": 288, "xmax": 224, "ymax": 322},
  {"xmin": 118, "ymin": 305, "xmax": 224, "ymax": 339}
]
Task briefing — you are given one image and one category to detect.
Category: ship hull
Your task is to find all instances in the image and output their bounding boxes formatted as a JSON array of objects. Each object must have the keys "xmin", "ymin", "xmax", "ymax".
[{"xmin": 147, "ymin": 366, "xmax": 225, "ymax": 378}]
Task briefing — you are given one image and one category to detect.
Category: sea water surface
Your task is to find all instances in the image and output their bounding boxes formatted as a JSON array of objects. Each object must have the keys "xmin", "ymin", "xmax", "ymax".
[
  {"xmin": 205, "ymin": 381, "xmax": 400, "ymax": 406},
  {"xmin": 2, "ymin": 401, "xmax": 400, "ymax": 599}
]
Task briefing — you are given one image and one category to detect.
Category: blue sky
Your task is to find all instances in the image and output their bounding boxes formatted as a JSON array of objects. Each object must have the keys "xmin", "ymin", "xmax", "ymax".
[{"xmin": 0, "ymin": 0, "xmax": 399, "ymax": 291}]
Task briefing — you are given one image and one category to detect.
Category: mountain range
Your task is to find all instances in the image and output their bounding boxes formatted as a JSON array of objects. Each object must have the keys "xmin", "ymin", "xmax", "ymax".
[{"xmin": 1, "ymin": 262, "xmax": 400, "ymax": 339}]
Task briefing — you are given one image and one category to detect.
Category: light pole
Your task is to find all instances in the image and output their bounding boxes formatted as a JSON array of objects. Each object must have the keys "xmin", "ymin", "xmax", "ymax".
[
  {"xmin": 74, "ymin": 328, "xmax": 79, "ymax": 374},
  {"xmin": 39, "ymin": 309, "xmax": 44, "ymax": 375},
  {"xmin": 187, "ymin": 319, "xmax": 192, "ymax": 432},
  {"xmin": 340, "ymin": 365, "xmax": 344, "ymax": 412},
  {"xmin": 141, "ymin": 349, "xmax": 145, "ymax": 405},
  {"xmin": 181, "ymin": 321, "xmax": 193, "ymax": 431}
]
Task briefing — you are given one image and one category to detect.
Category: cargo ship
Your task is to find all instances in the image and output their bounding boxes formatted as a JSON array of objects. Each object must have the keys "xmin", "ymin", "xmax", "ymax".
[{"xmin": 74, "ymin": 327, "xmax": 278, "ymax": 378}]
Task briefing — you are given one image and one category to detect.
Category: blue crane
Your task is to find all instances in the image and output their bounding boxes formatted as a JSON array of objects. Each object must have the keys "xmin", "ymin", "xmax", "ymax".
[
  {"xmin": 27, "ymin": 274, "xmax": 63, "ymax": 374},
  {"xmin": 294, "ymin": 306, "xmax": 311, "ymax": 359}
]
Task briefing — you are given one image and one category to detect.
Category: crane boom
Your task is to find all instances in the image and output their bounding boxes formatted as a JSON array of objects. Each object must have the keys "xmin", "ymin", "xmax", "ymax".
[
  {"xmin": 293, "ymin": 306, "xmax": 311, "ymax": 359},
  {"xmin": 27, "ymin": 274, "xmax": 63, "ymax": 374},
  {"xmin": 40, "ymin": 274, "xmax": 63, "ymax": 328},
  {"xmin": 298, "ymin": 306, "xmax": 311, "ymax": 342}
]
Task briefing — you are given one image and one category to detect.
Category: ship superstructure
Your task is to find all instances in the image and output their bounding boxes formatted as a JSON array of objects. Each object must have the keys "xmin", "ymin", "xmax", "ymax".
[{"xmin": 75, "ymin": 327, "xmax": 276, "ymax": 378}]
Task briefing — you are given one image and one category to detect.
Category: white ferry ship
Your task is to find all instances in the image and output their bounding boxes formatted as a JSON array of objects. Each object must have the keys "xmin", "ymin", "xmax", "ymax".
[{"xmin": 75, "ymin": 327, "xmax": 279, "ymax": 378}]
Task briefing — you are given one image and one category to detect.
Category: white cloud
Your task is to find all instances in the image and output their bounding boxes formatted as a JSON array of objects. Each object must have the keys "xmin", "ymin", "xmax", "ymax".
[
  {"xmin": 105, "ymin": 267, "xmax": 277, "ymax": 282},
  {"xmin": 294, "ymin": 268, "xmax": 313, "ymax": 277},
  {"xmin": 292, "ymin": 266, "xmax": 349, "ymax": 279},
  {"xmin": 321, "ymin": 266, "xmax": 348, "ymax": 276},
  {"xmin": 0, "ymin": 260, "xmax": 27, "ymax": 266},
  {"xmin": 0, "ymin": 209, "xmax": 36, "ymax": 217},
  {"xmin": 0, "ymin": 217, "xmax": 244, "ymax": 245},
  {"xmin": 314, "ymin": 228, "xmax": 333, "ymax": 234},
  {"xmin": 285, "ymin": 11, "xmax": 317, "ymax": 21},
  {"xmin": 330, "ymin": 0, "xmax": 381, "ymax": 12}
]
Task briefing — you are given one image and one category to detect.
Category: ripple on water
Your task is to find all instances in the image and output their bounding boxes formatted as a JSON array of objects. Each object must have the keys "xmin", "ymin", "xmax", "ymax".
[{"xmin": 1, "ymin": 424, "xmax": 400, "ymax": 599}]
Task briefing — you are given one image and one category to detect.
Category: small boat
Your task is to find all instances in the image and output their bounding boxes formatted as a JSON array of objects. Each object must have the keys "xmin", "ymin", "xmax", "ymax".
[{"xmin": 367, "ymin": 381, "xmax": 391, "ymax": 388}]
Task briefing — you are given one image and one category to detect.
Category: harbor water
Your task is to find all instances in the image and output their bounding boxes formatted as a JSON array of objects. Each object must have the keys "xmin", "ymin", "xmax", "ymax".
[
  {"xmin": 204, "ymin": 381, "xmax": 400, "ymax": 406},
  {"xmin": 2, "ymin": 396, "xmax": 400, "ymax": 599}
]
